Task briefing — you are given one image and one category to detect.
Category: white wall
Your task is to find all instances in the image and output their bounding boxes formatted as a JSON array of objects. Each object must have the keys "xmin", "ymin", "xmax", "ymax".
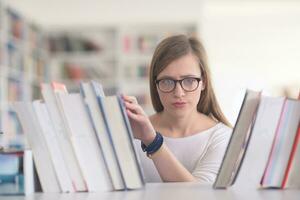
[
  {"xmin": 5, "ymin": 0, "xmax": 203, "ymax": 28},
  {"xmin": 4, "ymin": 0, "xmax": 300, "ymax": 124},
  {"xmin": 201, "ymin": 2, "xmax": 300, "ymax": 123}
]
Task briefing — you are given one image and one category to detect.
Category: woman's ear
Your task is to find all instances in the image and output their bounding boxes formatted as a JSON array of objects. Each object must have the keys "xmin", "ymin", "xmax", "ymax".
[{"xmin": 200, "ymin": 80, "xmax": 205, "ymax": 91}]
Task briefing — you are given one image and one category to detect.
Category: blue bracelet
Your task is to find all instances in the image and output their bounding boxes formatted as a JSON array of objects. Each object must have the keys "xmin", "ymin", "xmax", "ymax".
[{"xmin": 141, "ymin": 132, "xmax": 164, "ymax": 156}]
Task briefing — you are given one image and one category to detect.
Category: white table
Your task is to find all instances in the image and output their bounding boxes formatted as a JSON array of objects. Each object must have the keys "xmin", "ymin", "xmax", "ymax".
[{"xmin": 1, "ymin": 183, "xmax": 300, "ymax": 200}]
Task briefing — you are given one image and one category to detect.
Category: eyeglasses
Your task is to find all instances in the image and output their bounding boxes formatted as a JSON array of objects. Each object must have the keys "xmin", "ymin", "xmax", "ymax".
[{"xmin": 155, "ymin": 77, "xmax": 202, "ymax": 93}]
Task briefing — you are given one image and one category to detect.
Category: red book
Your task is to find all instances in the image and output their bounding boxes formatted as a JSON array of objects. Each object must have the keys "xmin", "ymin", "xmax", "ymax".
[
  {"xmin": 281, "ymin": 92, "xmax": 300, "ymax": 188},
  {"xmin": 260, "ymin": 98, "xmax": 286, "ymax": 186},
  {"xmin": 281, "ymin": 124, "xmax": 300, "ymax": 188},
  {"xmin": 51, "ymin": 81, "xmax": 67, "ymax": 91}
]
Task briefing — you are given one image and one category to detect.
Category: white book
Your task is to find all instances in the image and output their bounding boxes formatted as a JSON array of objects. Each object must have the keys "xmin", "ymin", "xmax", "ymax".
[
  {"xmin": 262, "ymin": 99, "xmax": 300, "ymax": 188},
  {"xmin": 13, "ymin": 102, "xmax": 61, "ymax": 193},
  {"xmin": 56, "ymin": 92, "xmax": 112, "ymax": 192},
  {"xmin": 213, "ymin": 90, "xmax": 261, "ymax": 189},
  {"xmin": 32, "ymin": 100, "xmax": 74, "ymax": 192},
  {"xmin": 80, "ymin": 81, "xmax": 125, "ymax": 190},
  {"xmin": 23, "ymin": 150, "xmax": 34, "ymax": 195},
  {"xmin": 41, "ymin": 83, "xmax": 86, "ymax": 192},
  {"xmin": 99, "ymin": 96, "xmax": 144, "ymax": 190},
  {"xmin": 232, "ymin": 96, "xmax": 285, "ymax": 189}
]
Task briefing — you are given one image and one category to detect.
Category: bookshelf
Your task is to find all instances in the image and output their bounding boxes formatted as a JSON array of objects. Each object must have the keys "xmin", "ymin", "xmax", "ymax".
[
  {"xmin": 0, "ymin": 1, "xmax": 50, "ymax": 149},
  {"xmin": 0, "ymin": 0, "xmax": 197, "ymax": 151},
  {"xmin": 47, "ymin": 27, "xmax": 117, "ymax": 94},
  {"xmin": 47, "ymin": 24, "xmax": 197, "ymax": 114}
]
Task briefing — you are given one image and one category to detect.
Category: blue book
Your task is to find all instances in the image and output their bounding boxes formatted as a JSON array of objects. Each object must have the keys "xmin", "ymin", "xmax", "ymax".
[{"xmin": 0, "ymin": 150, "xmax": 34, "ymax": 196}]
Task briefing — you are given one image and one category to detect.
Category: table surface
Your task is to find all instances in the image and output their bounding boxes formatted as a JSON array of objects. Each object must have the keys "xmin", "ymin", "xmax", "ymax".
[{"xmin": 1, "ymin": 182, "xmax": 300, "ymax": 200}]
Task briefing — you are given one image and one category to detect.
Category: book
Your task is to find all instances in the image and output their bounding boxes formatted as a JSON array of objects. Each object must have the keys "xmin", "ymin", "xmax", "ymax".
[
  {"xmin": 213, "ymin": 90, "xmax": 261, "ymax": 189},
  {"xmin": 55, "ymin": 92, "xmax": 113, "ymax": 192},
  {"xmin": 282, "ymin": 123, "xmax": 300, "ymax": 188},
  {"xmin": 13, "ymin": 102, "xmax": 61, "ymax": 193},
  {"xmin": 98, "ymin": 95, "xmax": 144, "ymax": 190},
  {"xmin": 117, "ymin": 95, "xmax": 145, "ymax": 186},
  {"xmin": 32, "ymin": 100, "xmax": 74, "ymax": 192},
  {"xmin": 80, "ymin": 81, "xmax": 125, "ymax": 190},
  {"xmin": 281, "ymin": 94, "xmax": 300, "ymax": 188},
  {"xmin": 41, "ymin": 83, "xmax": 86, "ymax": 192},
  {"xmin": 261, "ymin": 99, "xmax": 300, "ymax": 188},
  {"xmin": 0, "ymin": 150, "xmax": 34, "ymax": 196},
  {"xmin": 232, "ymin": 96, "xmax": 285, "ymax": 188}
]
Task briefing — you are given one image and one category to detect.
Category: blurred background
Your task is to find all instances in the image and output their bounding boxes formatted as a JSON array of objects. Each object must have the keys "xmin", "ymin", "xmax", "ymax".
[{"xmin": 0, "ymin": 0, "xmax": 299, "ymax": 148}]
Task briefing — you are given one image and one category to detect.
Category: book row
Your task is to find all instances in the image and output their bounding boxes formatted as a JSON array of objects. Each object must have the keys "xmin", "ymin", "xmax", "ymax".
[{"xmin": 10, "ymin": 81, "xmax": 144, "ymax": 194}]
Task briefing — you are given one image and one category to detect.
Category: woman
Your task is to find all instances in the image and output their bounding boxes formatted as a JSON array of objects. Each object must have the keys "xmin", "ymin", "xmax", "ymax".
[{"xmin": 123, "ymin": 34, "xmax": 232, "ymax": 183}]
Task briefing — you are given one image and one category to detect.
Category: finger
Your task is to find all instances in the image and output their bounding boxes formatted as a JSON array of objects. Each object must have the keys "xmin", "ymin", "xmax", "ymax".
[
  {"xmin": 122, "ymin": 95, "xmax": 138, "ymax": 104},
  {"xmin": 124, "ymin": 101, "xmax": 144, "ymax": 115},
  {"xmin": 126, "ymin": 109, "xmax": 142, "ymax": 121}
]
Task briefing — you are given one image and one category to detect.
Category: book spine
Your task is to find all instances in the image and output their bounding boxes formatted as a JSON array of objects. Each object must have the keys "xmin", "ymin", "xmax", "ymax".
[
  {"xmin": 230, "ymin": 91, "xmax": 262, "ymax": 185},
  {"xmin": 81, "ymin": 87, "xmax": 114, "ymax": 190},
  {"xmin": 97, "ymin": 96, "xmax": 126, "ymax": 189},
  {"xmin": 281, "ymin": 123, "xmax": 300, "ymax": 188},
  {"xmin": 24, "ymin": 150, "xmax": 34, "ymax": 195},
  {"xmin": 260, "ymin": 99, "xmax": 287, "ymax": 186},
  {"xmin": 117, "ymin": 95, "xmax": 145, "ymax": 186}
]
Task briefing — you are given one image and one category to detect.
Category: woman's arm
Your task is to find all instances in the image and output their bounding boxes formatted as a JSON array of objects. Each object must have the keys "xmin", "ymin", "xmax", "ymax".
[
  {"xmin": 122, "ymin": 95, "xmax": 196, "ymax": 182},
  {"xmin": 148, "ymin": 143, "xmax": 196, "ymax": 182}
]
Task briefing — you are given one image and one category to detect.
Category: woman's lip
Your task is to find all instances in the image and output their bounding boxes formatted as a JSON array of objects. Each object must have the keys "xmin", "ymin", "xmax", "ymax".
[
  {"xmin": 173, "ymin": 102, "xmax": 186, "ymax": 104},
  {"xmin": 172, "ymin": 102, "xmax": 187, "ymax": 107}
]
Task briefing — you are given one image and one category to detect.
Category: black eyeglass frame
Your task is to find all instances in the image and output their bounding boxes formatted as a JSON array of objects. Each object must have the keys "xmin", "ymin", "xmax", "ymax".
[{"xmin": 155, "ymin": 77, "xmax": 202, "ymax": 93}]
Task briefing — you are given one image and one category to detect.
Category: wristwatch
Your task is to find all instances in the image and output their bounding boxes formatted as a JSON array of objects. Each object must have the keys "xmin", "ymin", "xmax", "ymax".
[{"xmin": 141, "ymin": 131, "xmax": 164, "ymax": 158}]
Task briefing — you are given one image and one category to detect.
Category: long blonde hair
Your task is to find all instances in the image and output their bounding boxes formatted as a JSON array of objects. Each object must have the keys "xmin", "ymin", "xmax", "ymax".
[{"xmin": 149, "ymin": 35, "xmax": 231, "ymax": 127}]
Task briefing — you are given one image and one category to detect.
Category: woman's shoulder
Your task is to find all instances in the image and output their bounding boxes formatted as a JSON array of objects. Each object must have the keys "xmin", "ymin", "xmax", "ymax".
[
  {"xmin": 193, "ymin": 122, "xmax": 232, "ymax": 139},
  {"xmin": 206, "ymin": 122, "xmax": 232, "ymax": 148},
  {"xmin": 214, "ymin": 122, "xmax": 232, "ymax": 133},
  {"xmin": 197, "ymin": 112, "xmax": 231, "ymax": 134}
]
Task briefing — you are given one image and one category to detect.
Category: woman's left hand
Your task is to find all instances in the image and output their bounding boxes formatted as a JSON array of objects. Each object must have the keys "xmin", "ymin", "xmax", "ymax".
[{"xmin": 122, "ymin": 95, "xmax": 156, "ymax": 145}]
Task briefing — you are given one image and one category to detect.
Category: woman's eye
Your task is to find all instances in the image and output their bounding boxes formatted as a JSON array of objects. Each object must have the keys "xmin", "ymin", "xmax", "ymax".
[
  {"xmin": 184, "ymin": 78, "xmax": 196, "ymax": 84},
  {"xmin": 162, "ymin": 79, "xmax": 173, "ymax": 85}
]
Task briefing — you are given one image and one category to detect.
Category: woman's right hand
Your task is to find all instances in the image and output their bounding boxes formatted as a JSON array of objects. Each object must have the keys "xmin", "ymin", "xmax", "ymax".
[{"xmin": 122, "ymin": 95, "xmax": 156, "ymax": 145}]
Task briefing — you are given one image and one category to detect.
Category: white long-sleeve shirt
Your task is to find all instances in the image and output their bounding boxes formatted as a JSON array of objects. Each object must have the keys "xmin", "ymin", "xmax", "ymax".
[{"xmin": 135, "ymin": 123, "xmax": 232, "ymax": 183}]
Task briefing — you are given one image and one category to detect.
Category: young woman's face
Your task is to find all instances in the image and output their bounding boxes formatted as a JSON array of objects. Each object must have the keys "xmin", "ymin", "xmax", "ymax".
[{"xmin": 156, "ymin": 53, "xmax": 204, "ymax": 117}]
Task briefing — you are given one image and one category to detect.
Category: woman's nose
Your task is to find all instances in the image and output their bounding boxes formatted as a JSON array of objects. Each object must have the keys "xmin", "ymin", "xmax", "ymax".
[{"xmin": 173, "ymin": 82, "xmax": 185, "ymax": 97}]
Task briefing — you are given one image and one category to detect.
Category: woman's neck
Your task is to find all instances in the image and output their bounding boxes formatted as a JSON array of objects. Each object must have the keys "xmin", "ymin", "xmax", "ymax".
[
  {"xmin": 158, "ymin": 110, "xmax": 199, "ymax": 138},
  {"xmin": 151, "ymin": 110, "xmax": 217, "ymax": 138}
]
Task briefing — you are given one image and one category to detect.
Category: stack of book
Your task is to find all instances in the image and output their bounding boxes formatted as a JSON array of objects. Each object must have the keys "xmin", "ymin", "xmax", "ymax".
[
  {"xmin": 214, "ymin": 90, "xmax": 300, "ymax": 189},
  {"xmin": 12, "ymin": 81, "xmax": 144, "ymax": 193}
]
